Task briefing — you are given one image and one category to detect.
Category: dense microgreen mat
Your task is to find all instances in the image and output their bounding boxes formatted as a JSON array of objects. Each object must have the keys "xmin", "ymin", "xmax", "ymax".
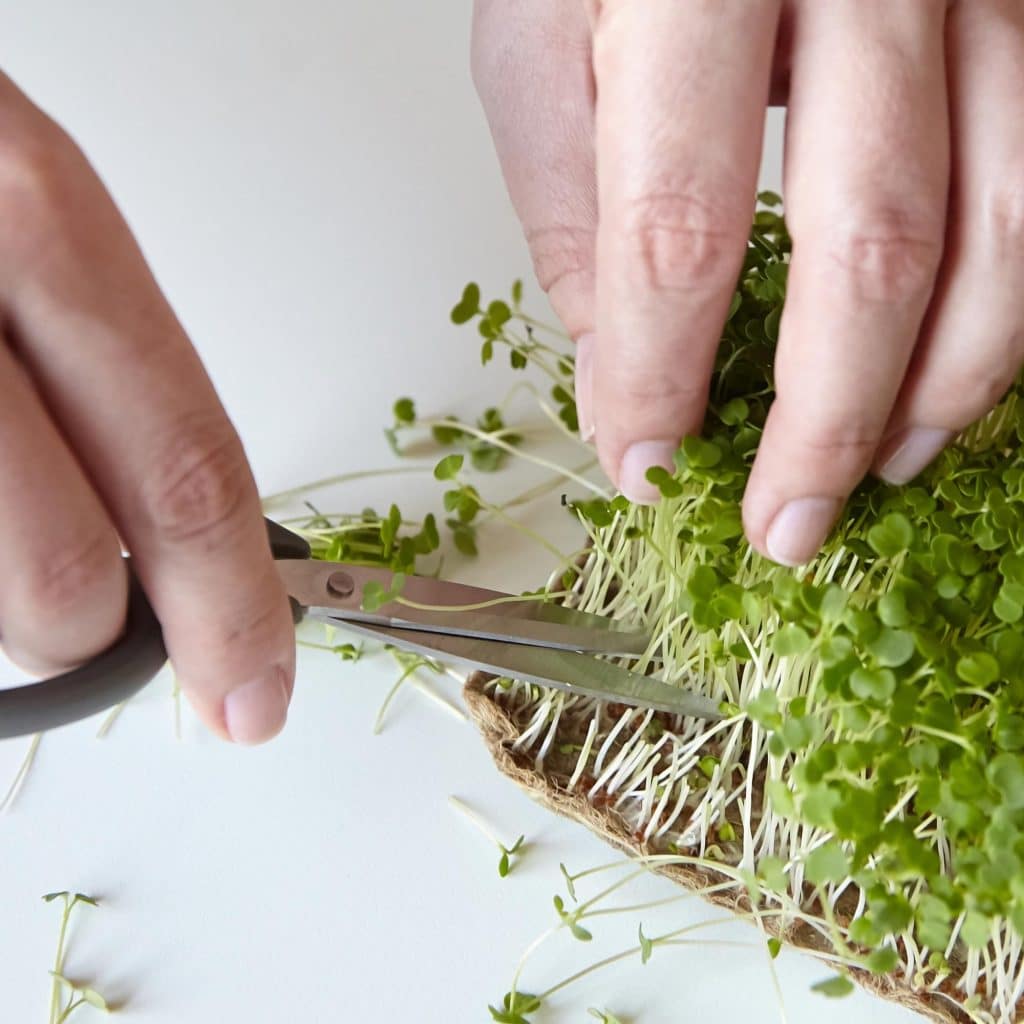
[{"xmin": 272, "ymin": 193, "xmax": 1024, "ymax": 1021}]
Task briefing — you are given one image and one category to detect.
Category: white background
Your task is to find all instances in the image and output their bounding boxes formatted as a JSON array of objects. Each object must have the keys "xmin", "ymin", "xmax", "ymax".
[{"xmin": 0, "ymin": 3, "xmax": 921, "ymax": 1022}]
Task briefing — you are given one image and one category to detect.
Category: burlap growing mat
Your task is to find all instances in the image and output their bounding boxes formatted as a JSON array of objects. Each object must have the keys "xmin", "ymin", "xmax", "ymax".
[{"xmin": 465, "ymin": 670, "xmax": 994, "ymax": 1024}]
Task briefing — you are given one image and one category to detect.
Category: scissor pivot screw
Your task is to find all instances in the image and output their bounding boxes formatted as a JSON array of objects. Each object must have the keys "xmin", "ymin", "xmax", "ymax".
[{"xmin": 326, "ymin": 571, "xmax": 355, "ymax": 598}]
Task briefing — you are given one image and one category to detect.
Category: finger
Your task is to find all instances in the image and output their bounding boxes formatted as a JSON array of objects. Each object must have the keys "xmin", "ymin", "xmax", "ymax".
[
  {"xmin": 592, "ymin": 0, "xmax": 780, "ymax": 502},
  {"xmin": 874, "ymin": 0, "xmax": 1024, "ymax": 483},
  {"xmin": 472, "ymin": 0, "xmax": 599, "ymax": 436},
  {"xmin": 0, "ymin": 344, "xmax": 127, "ymax": 674},
  {"xmin": 743, "ymin": 0, "xmax": 949, "ymax": 565},
  {"xmin": 0, "ymin": 75, "xmax": 295, "ymax": 744}
]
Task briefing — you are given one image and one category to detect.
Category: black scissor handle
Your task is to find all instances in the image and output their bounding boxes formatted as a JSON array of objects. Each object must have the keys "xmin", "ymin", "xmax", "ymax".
[{"xmin": 0, "ymin": 519, "xmax": 310, "ymax": 740}]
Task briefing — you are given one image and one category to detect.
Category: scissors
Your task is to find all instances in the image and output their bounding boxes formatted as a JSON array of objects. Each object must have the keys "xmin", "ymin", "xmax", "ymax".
[{"xmin": 0, "ymin": 519, "xmax": 721, "ymax": 739}]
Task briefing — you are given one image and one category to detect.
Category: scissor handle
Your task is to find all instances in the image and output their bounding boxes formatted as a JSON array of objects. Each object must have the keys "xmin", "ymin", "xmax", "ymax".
[{"xmin": 0, "ymin": 519, "xmax": 310, "ymax": 740}]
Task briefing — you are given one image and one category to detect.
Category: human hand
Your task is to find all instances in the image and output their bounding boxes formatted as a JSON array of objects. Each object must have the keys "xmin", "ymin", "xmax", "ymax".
[
  {"xmin": 472, "ymin": 0, "xmax": 1023, "ymax": 565},
  {"xmin": 0, "ymin": 74, "xmax": 294, "ymax": 742}
]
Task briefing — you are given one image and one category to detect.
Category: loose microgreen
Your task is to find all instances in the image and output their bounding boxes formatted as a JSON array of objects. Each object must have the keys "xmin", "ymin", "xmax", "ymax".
[
  {"xmin": 448, "ymin": 796, "xmax": 530, "ymax": 878},
  {"xmin": 43, "ymin": 892, "xmax": 110, "ymax": 1022},
  {"xmin": 488, "ymin": 991, "xmax": 542, "ymax": 1024},
  {"xmin": 587, "ymin": 1010, "xmax": 625, "ymax": 1024}
]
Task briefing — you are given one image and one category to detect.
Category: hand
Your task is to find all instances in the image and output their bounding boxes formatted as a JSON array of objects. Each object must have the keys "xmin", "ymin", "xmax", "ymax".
[
  {"xmin": 472, "ymin": 0, "xmax": 1024, "ymax": 565},
  {"xmin": 0, "ymin": 74, "xmax": 294, "ymax": 743}
]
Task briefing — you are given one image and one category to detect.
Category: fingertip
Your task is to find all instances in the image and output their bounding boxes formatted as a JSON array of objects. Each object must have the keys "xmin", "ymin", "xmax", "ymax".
[
  {"xmin": 617, "ymin": 439, "xmax": 677, "ymax": 505},
  {"xmin": 222, "ymin": 666, "xmax": 291, "ymax": 745},
  {"xmin": 873, "ymin": 426, "xmax": 952, "ymax": 485},
  {"xmin": 762, "ymin": 496, "xmax": 842, "ymax": 568}
]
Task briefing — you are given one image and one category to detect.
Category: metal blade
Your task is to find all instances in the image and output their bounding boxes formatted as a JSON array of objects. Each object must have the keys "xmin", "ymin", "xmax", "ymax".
[
  {"xmin": 278, "ymin": 559, "xmax": 651, "ymax": 656},
  {"xmin": 329, "ymin": 619, "xmax": 723, "ymax": 721}
]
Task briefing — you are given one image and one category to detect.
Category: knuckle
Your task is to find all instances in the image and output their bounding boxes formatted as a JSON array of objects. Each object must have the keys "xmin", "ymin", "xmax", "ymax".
[
  {"xmin": 817, "ymin": 205, "xmax": 944, "ymax": 303},
  {"xmin": 140, "ymin": 412, "xmax": 253, "ymax": 547},
  {"xmin": 614, "ymin": 369, "xmax": 707, "ymax": 409},
  {"xmin": 981, "ymin": 183, "xmax": 1024, "ymax": 258},
  {"xmin": 527, "ymin": 223, "xmax": 595, "ymax": 297},
  {"xmin": 21, "ymin": 529, "xmax": 122, "ymax": 618},
  {"xmin": 796, "ymin": 419, "xmax": 882, "ymax": 470},
  {"xmin": 773, "ymin": 398, "xmax": 883, "ymax": 469},
  {"xmin": 0, "ymin": 120, "xmax": 77, "ymax": 234},
  {"xmin": 937, "ymin": 334, "xmax": 1024, "ymax": 421},
  {"xmin": 223, "ymin": 590, "xmax": 290, "ymax": 650},
  {"xmin": 614, "ymin": 188, "xmax": 746, "ymax": 294}
]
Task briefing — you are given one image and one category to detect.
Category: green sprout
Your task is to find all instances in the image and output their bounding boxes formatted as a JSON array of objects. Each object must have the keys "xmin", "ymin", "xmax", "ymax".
[
  {"xmin": 43, "ymin": 892, "xmax": 110, "ymax": 1022},
  {"xmin": 448, "ymin": 796, "xmax": 528, "ymax": 878}
]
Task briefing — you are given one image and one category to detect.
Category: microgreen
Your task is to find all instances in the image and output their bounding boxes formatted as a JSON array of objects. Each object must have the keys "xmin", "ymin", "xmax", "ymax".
[
  {"xmin": 448, "ymin": 796, "xmax": 530, "ymax": 878},
  {"xmin": 43, "ymin": 892, "xmax": 110, "ymax": 1022},
  {"xmin": 587, "ymin": 1010, "xmax": 625, "ymax": 1024},
  {"xmin": 488, "ymin": 990, "xmax": 542, "ymax": 1024},
  {"xmin": 471, "ymin": 190, "xmax": 1024, "ymax": 1021}
]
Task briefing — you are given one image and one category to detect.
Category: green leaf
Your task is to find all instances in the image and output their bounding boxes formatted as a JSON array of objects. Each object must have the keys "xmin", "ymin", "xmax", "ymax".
[
  {"xmin": 392, "ymin": 396, "xmax": 415, "ymax": 424},
  {"xmin": 451, "ymin": 524, "xmax": 478, "ymax": 557},
  {"xmin": 765, "ymin": 780, "xmax": 796, "ymax": 819},
  {"xmin": 511, "ymin": 279, "xmax": 523, "ymax": 305},
  {"xmin": 987, "ymin": 753, "xmax": 1024, "ymax": 809},
  {"xmin": 645, "ymin": 465, "xmax": 683, "ymax": 498},
  {"xmin": 994, "ymin": 587, "xmax": 1024, "ymax": 623},
  {"xmin": 960, "ymin": 911, "xmax": 991, "ymax": 950},
  {"xmin": 746, "ymin": 689, "xmax": 782, "ymax": 730},
  {"xmin": 850, "ymin": 667, "xmax": 897, "ymax": 703},
  {"xmin": 811, "ymin": 974, "xmax": 854, "ymax": 998},
  {"xmin": 804, "ymin": 841, "xmax": 849, "ymax": 887},
  {"xmin": 867, "ymin": 513, "xmax": 915, "ymax": 557},
  {"xmin": 956, "ymin": 651, "xmax": 1000, "ymax": 687},
  {"xmin": 848, "ymin": 916, "xmax": 881, "ymax": 947},
  {"xmin": 719, "ymin": 397, "xmax": 750, "ymax": 425},
  {"xmin": 758, "ymin": 856, "xmax": 788, "ymax": 892},
  {"xmin": 559, "ymin": 863, "xmax": 578, "ymax": 901},
  {"xmin": 877, "ymin": 592, "xmax": 910, "ymax": 628},
  {"xmin": 865, "ymin": 946, "xmax": 899, "ymax": 975},
  {"xmin": 867, "ymin": 628, "xmax": 915, "ymax": 668},
  {"xmin": 767, "ymin": 937, "xmax": 782, "ymax": 959},
  {"xmin": 487, "ymin": 299, "xmax": 512, "ymax": 328},
  {"xmin": 588, "ymin": 1011, "xmax": 624, "ymax": 1024},
  {"xmin": 489, "ymin": 991, "xmax": 542, "ymax": 1023},
  {"xmin": 773, "ymin": 624, "xmax": 812, "ymax": 657},
  {"xmin": 433, "ymin": 454, "xmax": 464, "ymax": 481},
  {"xmin": 82, "ymin": 987, "xmax": 110, "ymax": 1010},
  {"xmin": 758, "ymin": 189, "xmax": 783, "ymax": 207},
  {"xmin": 680, "ymin": 435, "xmax": 722, "ymax": 469},
  {"xmin": 639, "ymin": 923, "xmax": 653, "ymax": 964},
  {"xmin": 451, "ymin": 282, "xmax": 480, "ymax": 324}
]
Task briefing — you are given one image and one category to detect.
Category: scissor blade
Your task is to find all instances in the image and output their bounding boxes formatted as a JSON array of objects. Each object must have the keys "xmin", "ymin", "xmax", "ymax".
[
  {"xmin": 278, "ymin": 560, "xmax": 651, "ymax": 656},
  {"xmin": 331, "ymin": 619, "xmax": 723, "ymax": 721}
]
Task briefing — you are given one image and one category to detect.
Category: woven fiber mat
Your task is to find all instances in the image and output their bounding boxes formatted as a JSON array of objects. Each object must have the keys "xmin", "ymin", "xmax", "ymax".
[{"xmin": 465, "ymin": 672, "xmax": 979, "ymax": 1024}]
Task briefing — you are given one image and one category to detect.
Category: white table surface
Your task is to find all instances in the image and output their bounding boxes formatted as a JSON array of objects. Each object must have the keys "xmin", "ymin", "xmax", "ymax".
[{"xmin": 0, "ymin": 3, "xmax": 921, "ymax": 1021}]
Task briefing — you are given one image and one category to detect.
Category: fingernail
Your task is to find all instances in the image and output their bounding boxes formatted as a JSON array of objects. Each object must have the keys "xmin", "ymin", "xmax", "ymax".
[
  {"xmin": 224, "ymin": 669, "xmax": 289, "ymax": 744},
  {"xmin": 875, "ymin": 427, "xmax": 952, "ymax": 485},
  {"xmin": 618, "ymin": 440, "xmax": 678, "ymax": 504},
  {"xmin": 765, "ymin": 497, "xmax": 842, "ymax": 567},
  {"xmin": 575, "ymin": 333, "xmax": 595, "ymax": 442}
]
